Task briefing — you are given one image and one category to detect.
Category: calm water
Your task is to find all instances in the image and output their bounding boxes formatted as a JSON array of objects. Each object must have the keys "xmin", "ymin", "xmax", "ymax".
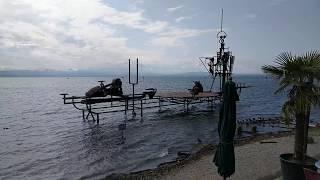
[{"xmin": 0, "ymin": 75, "xmax": 319, "ymax": 179}]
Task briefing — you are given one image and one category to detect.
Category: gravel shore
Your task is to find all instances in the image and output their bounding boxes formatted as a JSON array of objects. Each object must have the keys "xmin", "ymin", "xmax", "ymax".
[{"xmin": 158, "ymin": 130, "xmax": 320, "ymax": 180}]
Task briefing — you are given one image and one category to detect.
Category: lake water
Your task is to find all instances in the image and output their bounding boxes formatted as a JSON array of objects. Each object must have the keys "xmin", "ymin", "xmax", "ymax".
[{"xmin": 0, "ymin": 75, "xmax": 319, "ymax": 179}]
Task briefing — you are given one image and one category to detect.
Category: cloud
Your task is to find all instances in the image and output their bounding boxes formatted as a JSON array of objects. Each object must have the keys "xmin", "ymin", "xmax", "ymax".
[
  {"xmin": 151, "ymin": 28, "xmax": 215, "ymax": 47},
  {"xmin": 175, "ymin": 16, "xmax": 193, "ymax": 22},
  {"xmin": 0, "ymin": 0, "xmax": 213, "ymax": 72},
  {"xmin": 167, "ymin": 5, "xmax": 184, "ymax": 13},
  {"xmin": 245, "ymin": 13, "xmax": 257, "ymax": 19}
]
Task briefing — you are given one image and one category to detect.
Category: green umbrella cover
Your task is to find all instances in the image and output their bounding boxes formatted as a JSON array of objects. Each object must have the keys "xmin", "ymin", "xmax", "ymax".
[{"xmin": 213, "ymin": 79, "xmax": 239, "ymax": 179}]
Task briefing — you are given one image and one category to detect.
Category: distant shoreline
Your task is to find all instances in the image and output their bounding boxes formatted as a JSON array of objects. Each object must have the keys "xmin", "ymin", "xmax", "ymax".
[{"xmin": 0, "ymin": 72, "xmax": 264, "ymax": 78}]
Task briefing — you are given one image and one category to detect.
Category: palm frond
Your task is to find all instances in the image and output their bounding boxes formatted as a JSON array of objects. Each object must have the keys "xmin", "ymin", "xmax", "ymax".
[
  {"xmin": 275, "ymin": 52, "xmax": 294, "ymax": 67},
  {"xmin": 262, "ymin": 50, "xmax": 320, "ymax": 123},
  {"xmin": 281, "ymin": 100, "xmax": 295, "ymax": 125},
  {"xmin": 274, "ymin": 78, "xmax": 291, "ymax": 94},
  {"xmin": 261, "ymin": 65, "xmax": 284, "ymax": 79}
]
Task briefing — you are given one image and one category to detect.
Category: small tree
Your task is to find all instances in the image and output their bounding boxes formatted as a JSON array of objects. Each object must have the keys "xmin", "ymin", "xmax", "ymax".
[{"xmin": 262, "ymin": 51, "xmax": 320, "ymax": 161}]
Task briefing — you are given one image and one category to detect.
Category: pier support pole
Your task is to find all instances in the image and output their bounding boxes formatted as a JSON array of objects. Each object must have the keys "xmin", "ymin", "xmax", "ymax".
[
  {"xmin": 90, "ymin": 104, "xmax": 95, "ymax": 121},
  {"xmin": 158, "ymin": 97, "xmax": 162, "ymax": 111},
  {"xmin": 186, "ymin": 99, "xmax": 189, "ymax": 113},
  {"xmin": 125, "ymin": 99, "xmax": 128, "ymax": 115},
  {"xmin": 140, "ymin": 99, "xmax": 143, "ymax": 116},
  {"xmin": 60, "ymin": 93, "xmax": 67, "ymax": 104},
  {"xmin": 129, "ymin": 58, "xmax": 138, "ymax": 117},
  {"xmin": 97, "ymin": 114, "xmax": 99, "ymax": 124}
]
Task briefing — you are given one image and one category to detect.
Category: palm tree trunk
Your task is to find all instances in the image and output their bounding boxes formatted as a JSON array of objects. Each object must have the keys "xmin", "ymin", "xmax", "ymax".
[
  {"xmin": 304, "ymin": 78, "xmax": 313, "ymax": 155},
  {"xmin": 303, "ymin": 107, "xmax": 310, "ymax": 155},
  {"xmin": 294, "ymin": 112, "xmax": 305, "ymax": 161}
]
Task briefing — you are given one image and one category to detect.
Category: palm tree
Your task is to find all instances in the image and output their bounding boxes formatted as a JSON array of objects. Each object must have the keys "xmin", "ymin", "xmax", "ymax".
[{"xmin": 262, "ymin": 50, "xmax": 320, "ymax": 161}]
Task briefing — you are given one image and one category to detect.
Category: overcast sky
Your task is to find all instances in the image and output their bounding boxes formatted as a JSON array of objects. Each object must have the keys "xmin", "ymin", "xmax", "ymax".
[{"xmin": 0, "ymin": 0, "xmax": 319, "ymax": 74}]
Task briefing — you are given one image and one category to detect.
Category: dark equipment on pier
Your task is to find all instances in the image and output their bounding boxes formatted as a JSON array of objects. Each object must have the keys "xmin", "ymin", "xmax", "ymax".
[
  {"xmin": 191, "ymin": 81, "xmax": 204, "ymax": 95},
  {"xmin": 213, "ymin": 78, "xmax": 239, "ymax": 179},
  {"xmin": 143, "ymin": 88, "xmax": 157, "ymax": 99},
  {"xmin": 85, "ymin": 78, "xmax": 123, "ymax": 98}
]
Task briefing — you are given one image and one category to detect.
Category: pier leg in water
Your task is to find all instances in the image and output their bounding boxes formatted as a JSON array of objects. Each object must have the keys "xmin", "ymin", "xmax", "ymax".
[
  {"xmin": 140, "ymin": 99, "xmax": 143, "ymax": 117},
  {"xmin": 186, "ymin": 99, "xmax": 189, "ymax": 113},
  {"xmin": 211, "ymin": 97, "xmax": 214, "ymax": 109},
  {"xmin": 158, "ymin": 97, "xmax": 162, "ymax": 112},
  {"xmin": 125, "ymin": 99, "xmax": 128, "ymax": 115},
  {"xmin": 96, "ymin": 114, "xmax": 99, "ymax": 124},
  {"xmin": 90, "ymin": 112, "xmax": 95, "ymax": 121},
  {"xmin": 85, "ymin": 104, "xmax": 90, "ymax": 119}
]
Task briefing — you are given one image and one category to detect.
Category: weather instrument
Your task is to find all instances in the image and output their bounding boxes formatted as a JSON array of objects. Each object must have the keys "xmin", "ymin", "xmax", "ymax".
[{"xmin": 199, "ymin": 9, "xmax": 235, "ymax": 92}]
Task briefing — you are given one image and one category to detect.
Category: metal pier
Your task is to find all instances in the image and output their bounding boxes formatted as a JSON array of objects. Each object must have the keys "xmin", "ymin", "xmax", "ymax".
[{"xmin": 60, "ymin": 91, "xmax": 221, "ymax": 124}]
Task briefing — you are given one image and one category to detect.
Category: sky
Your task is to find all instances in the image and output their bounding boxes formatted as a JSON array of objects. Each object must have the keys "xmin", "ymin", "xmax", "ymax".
[{"xmin": 0, "ymin": 0, "xmax": 319, "ymax": 74}]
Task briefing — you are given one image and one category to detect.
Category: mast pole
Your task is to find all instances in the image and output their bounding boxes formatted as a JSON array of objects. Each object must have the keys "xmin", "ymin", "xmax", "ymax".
[
  {"xmin": 220, "ymin": 9, "xmax": 224, "ymax": 32},
  {"xmin": 219, "ymin": 9, "xmax": 227, "ymax": 91}
]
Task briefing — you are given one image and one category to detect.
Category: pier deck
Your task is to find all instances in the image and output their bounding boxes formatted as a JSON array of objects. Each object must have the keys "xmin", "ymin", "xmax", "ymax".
[{"xmin": 61, "ymin": 91, "xmax": 221, "ymax": 124}]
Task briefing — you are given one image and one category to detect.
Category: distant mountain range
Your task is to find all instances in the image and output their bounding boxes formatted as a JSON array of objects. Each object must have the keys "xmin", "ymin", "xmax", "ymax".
[
  {"xmin": 0, "ymin": 70, "xmax": 121, "ymax": 77},
  {"xmin": 0, "ymin": 70, "xmax": 261, "ymax": 77},
  {"xmin": 0, "ymin": 70, "xmax": 211, "ymax": 77}
]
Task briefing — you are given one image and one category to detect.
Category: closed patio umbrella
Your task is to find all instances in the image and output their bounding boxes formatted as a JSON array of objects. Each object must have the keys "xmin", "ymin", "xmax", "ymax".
[{"xmin": 213, "ymin": 78, "xmax": 239, "ymax": 179}]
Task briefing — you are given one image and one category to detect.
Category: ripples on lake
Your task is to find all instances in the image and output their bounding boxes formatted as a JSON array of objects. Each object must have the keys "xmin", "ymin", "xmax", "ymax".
[{"xmin": 0, "ymin": 75, "xmax": 319, "ymax": 179}]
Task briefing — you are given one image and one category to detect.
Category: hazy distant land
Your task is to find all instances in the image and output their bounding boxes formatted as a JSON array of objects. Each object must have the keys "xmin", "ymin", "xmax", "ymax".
[{"xmin": 0, "ymin": 70, "xmax": 261, "ymax": 77}]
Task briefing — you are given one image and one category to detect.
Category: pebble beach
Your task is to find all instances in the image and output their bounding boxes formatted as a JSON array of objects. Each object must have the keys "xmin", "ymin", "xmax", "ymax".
[
  {"xmin": 106, "ymin": 129, "xmax": 320, "ymax": 180},
  {"xmin": 158, "ymin": 129, "xmax": 320, "ymax": 180}
]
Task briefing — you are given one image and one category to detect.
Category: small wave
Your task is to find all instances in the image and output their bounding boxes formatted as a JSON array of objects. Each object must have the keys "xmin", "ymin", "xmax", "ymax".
[{"xmin": 158, "ymin": 149, "xmax": 168, "ymax": 158}]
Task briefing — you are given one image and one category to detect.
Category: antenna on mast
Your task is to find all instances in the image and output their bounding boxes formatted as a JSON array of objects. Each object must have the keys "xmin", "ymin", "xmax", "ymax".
[
  {"xmin": 220, "ymin": 9, "xmax": 224, "ymax": 32},
  {"xmin": 217, "ymin": 9, "xmax": 227, "ymax": 39}
]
